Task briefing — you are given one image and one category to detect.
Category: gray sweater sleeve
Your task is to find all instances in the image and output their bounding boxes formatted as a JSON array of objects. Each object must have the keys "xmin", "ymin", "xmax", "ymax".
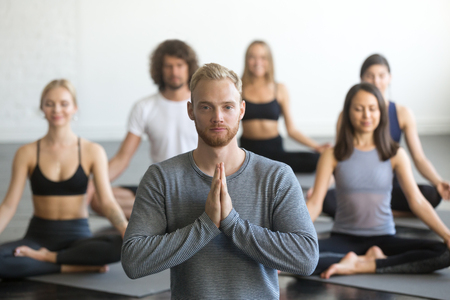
[
  {"xmin": 121, "ymin": 166, "xmax": 221, "ymax": 279},
  {"xmin": 220, "ymin": 165, "xmax": 319, "ymax": 275}
]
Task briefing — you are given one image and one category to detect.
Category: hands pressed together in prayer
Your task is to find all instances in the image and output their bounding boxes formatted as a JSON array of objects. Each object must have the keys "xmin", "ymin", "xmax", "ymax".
[{"xmin": 205, "ymin": 162, "xmax": 233, "ymax": 228}]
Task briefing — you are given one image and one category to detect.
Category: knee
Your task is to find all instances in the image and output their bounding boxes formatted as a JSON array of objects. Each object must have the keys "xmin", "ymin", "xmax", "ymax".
[
  {"xmin": 301, "ymin": 152, "xmax": 321, "ymax": 173},
  {"xmin": 432, "ymin": 242, "xmax": 448, "ymax": 255},
  {"xmin": 419, "ymin": 185, "xmax": 441, "ymax": 207},
  {"xmin": 322, "ymin": 189, "xmax": 337, "ymax": 217},
  {"xmin": 309, "ymin": 152, "xmax": 321, "ymax": 167},
  {"xmin": 100, "ymin": 235, "xmax": 123, "ymax": 264}
]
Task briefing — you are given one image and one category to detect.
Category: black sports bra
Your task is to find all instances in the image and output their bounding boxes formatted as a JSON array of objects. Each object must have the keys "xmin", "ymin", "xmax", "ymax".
[
  {"xmin": 30, "ymin": 138, "xmax": 88, "ymax": 196},
  {"xmin": 242, "ymin": 99, "xmax": 281, "ymax": 121}
]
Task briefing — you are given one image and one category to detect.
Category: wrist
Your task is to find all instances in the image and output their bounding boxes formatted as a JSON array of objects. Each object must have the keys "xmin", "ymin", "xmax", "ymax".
[{"xmin": 431, "ymin": 178, "xmax": 443, "ymax": 187}]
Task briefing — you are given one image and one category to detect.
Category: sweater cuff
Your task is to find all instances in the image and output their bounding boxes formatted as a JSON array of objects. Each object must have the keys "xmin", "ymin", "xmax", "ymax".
[
  {"xmin": 199, "ymin": 212, "xmax": 221, "ymax": 235},
  {"xmin": 220, "ymin": 208, "xmax": 239, "ymax": 233}
]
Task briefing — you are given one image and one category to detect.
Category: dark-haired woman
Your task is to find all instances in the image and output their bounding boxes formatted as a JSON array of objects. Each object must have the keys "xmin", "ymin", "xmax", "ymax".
[
  {"xmin": 307, "ymin": 83, "xmax": 450, "ymax": 278},
  {"xmin": 240, "ymin": 41, "xmax": 330, "ymax": 173},
  {"xmin": 0, "ymin": 80, "xmax": 128, "ymax": 278},
  {"xmin": 321, "ymin": 54, "xmax": 449, "ymax": 217}
]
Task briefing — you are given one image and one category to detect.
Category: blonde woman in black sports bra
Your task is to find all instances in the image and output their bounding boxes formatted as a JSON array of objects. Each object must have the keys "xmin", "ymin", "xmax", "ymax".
[
  {"xmin": 240, "ymin": 41, "xmax": 330, "ymax": 173},
  {"xmin": 0, "ymin": 79, "xmax": 128, "ymax": 278}
]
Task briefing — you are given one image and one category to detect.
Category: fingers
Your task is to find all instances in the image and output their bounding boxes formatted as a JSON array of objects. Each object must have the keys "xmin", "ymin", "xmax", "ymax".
[
  {"xmin": 205, "ymin": 164, "xmax": 222, "ymax": 228},
  {"xmin": 213, "ymin": 164, "xmax": 222, "ymax": 198},
  {"xmin": 210, "ymin": 164, "xmax": 221, "ymax": 199},
  {"xmin": 14, "ymin": 246, "xmax": 24, "ymax": 257},
  {"xmin": 443, "ymin": 182, "xmax": 450, "ymax": 200},
  {"xmin": 212, "ymin": 163, "xmax": 220, "ymax": 187},
  {"xmin": 206, "ymin": 163, "xmax": 233, "ymax": 225},
  {"xmin": 220, "ymin": 162, "xmax": 227, "ymax": 194},
  {"xmin": 438, "ymin": 181, "xmax": 450, "ymax": 200},
  {"xmin": 219, "ymin": 162, "xmax": 233, "ymax": 220}
]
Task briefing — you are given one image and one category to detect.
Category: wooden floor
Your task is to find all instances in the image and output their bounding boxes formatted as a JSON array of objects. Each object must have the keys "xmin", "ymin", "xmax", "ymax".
[{"xmin": 1, "ymin": 135, "xmax": 449, "ymax": 299}]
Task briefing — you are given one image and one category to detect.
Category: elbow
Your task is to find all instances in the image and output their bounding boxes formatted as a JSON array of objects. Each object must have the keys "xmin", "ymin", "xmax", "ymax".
[
  {"xmin": 306, "ymin": 250, "xmax": 320, "ymax": 276},
  {"xmin": 286, "ymin": 128, "xmax": 296, "ymax": 139},
  {"xmin": 121, "ymin": 237, "xmax": 161, "ymax": 279},
  {"xmin": 121, "ymin": 261, "xmax": 138, "ymax": 279},
  {"xmin": 409, "ymin": 195, "xmax": 432, "ymax": 214},
  {"xmin": 306, "ymin": 202, "xmax": 321, "ymax": 222},
  {"xmin": 121, "ymin": 242, "xmax": 141, "ymax": 279},
  {"xmin": 304, "ymin": 239, "xmax": 320, "ymax": 276},
  {"xmin": 412, "ymin": 156, "xmax": 429, "ymax": 172},
  {"xmin": 291, "ymin": 235, "xmax": 319, "ymax": 276},
  {"xmin": 115, "ymin": 153, "xmax": 132, "ymax": 169}
]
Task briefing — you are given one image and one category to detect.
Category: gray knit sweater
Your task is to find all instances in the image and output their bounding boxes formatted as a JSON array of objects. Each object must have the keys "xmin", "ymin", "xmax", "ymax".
[{"xmin": 122, "ymin": 150, "xmax": 318, "ymax": 299}]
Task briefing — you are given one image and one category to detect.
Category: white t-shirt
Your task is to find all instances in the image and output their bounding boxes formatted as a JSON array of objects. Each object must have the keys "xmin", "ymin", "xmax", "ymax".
[{"xmin": 127, "ymin": 93, "xmax": 198, "ymax": 163}]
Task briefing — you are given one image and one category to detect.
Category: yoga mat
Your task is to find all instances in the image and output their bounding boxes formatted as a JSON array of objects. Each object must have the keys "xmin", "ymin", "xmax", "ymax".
[
  {"xmin": 284, "ymin": 268, "xmax": 450, "ymax": 300},
  {"xmin": 313, "ymin": 220, "xmax": 333, "ymax": 233},
  {"xmin": 28, "ymin": 262, "xmax": 170, "ymax": 298},
  {"xmin": 394, "ymin": 210, "xmax": 450, "ymax": 230},
  {"xmin": 313, "ymin": 210, "xmax": 450, "ymax": 233}
]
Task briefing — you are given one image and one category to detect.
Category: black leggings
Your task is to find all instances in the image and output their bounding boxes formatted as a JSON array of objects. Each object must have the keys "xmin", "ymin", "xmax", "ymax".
[
  {"xmin": 314, "ymin": 232, "xmax": 449, "ymax": 274},
  {"xmin": 121, "ymin": 185, "xmax": 138, "ymax": 195},
  {"xmin": 240, "ymin": 135, "xmax": 320, "ymax": 173},
  {"xmin": 0, "ymin": 216, "xmax": 122, "ymax": 278},
  {"xmin": 322, "ymin": 180, "xmax": 441, "ymax": 217}
]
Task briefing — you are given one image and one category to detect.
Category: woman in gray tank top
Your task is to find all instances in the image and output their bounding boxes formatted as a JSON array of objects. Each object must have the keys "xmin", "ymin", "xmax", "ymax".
[
  {"xmin": 307, "ymin": 83, "xmax": 450, "ymax": 278},
  {"xmin": 321, "ymin": 54, "xmax": 448, "ymax": 218}
]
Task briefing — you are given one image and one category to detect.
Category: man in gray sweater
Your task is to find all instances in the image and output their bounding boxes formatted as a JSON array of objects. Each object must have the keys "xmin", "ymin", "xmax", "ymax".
[{"xmin": 122, "ymin": 63, "xmax": 318, "ymax": 299}]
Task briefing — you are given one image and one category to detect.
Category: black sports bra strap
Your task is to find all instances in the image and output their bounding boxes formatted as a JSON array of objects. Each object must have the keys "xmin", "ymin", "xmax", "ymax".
[
  {"xmin": 78, "ymin": 137, "xmax": 81, "ymax": 163},
  {"xmin": 36, "ymin": 139, "xmax": 41, "ymax": 165}
]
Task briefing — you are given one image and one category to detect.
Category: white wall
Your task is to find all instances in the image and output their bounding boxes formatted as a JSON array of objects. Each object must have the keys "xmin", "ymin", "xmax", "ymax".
[{"xmin": 1, "ymin": 0, "xmax": 450, "ymax": 142}]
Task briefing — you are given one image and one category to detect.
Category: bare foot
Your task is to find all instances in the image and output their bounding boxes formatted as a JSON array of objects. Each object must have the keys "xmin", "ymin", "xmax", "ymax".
[
  {"xmin": 14, "ymin": 246, "xmax": 57, "ymax": 263},
  {"xmin": 321, "ymin": 252, "xmax": 359, "ymax": 279},
  {"xmin": 321, "ymin": 251, "xmax": 377, "ymax": 279},
  {"xmin": 61, "ymin": 265, "xmax": 109, "ymax": 273},
  {"xmin": 365, "ymin": 246, "xmax": 386, "ymax": 259}
]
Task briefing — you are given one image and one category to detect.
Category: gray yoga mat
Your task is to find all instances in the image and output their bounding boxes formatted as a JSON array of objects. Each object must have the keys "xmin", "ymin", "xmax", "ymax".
[
  {"xmin": 394, "ymin": 210, "xmax": 450, "ymax": 230},
  {"xmin": 314, "ymin": 210, "xmax": 450, "ymax": 233},
  {"xmin": 28, "ymin": 262, "xmax": 170, "ymax": 297},
  {"xmin": 286, "ymin": 268, "xmax": 450, "ymax": 300},
  {"xmin": 313, "ymin": 220, "xmax": 333, "ymax": 233},
  {"xmin": 304, "ymin": 211, "xmax": 450, "ymax": 299}
]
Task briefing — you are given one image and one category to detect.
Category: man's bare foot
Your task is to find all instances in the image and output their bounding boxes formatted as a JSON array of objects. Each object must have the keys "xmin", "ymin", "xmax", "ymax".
[
  {"xmin": 365, "ymin": 246, "xmax": 386, "ymax": 259},
  {"xmin": 14, "ymin": 246, "xmax": 57, "ymax": 263},
  {"xmin": 61, "ymin": 265, "xmax": 109, "ymax": 273}
]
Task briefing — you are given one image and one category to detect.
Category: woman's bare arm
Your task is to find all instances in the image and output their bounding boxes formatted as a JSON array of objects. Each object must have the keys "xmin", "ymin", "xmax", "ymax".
[
  {"xmin": 306, "ymin": 148, "xmax": 337, "ymax": 222},
  {"xmin": 0, "ymin": 145, "xmax": 32, "ymax": 234},
  {"xmin": 279, "ymin": 84, "xmax": 330, "ymax": 152},
  {"xmin": 393, "ymin": 147, "xmax": 450, "ymax": 244},
  {"xmin": 399, "ymin": 105, "xmax": 450, "ymax": 199},
  {"xmin": 89, "ymin": 142, "xmax": 128, "ymax": 237}
]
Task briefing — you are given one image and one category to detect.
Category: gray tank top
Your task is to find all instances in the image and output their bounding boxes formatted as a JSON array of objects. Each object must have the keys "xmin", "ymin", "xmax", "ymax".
[{"xmin": 332, "ymin": 148, "xmax": 395, "ymax": 236}]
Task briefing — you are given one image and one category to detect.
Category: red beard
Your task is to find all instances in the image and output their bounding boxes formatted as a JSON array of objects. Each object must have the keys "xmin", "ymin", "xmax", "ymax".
[{"xmin": 194, "ymin": 121, "xmax": 239, "ymax": 148}]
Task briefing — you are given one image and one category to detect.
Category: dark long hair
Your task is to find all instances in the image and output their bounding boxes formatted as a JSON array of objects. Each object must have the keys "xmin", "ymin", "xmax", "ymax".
[
  {"xmin": 334, "ymin": 83, "xmax": 398, "ymax": 161},
  {"xmin": 150, "ymin": 39, "xmax": 199, "ymax": 91},
  {"xmin": 360, "ymin": 54, "xmax": 391, "ymax": 78}
]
